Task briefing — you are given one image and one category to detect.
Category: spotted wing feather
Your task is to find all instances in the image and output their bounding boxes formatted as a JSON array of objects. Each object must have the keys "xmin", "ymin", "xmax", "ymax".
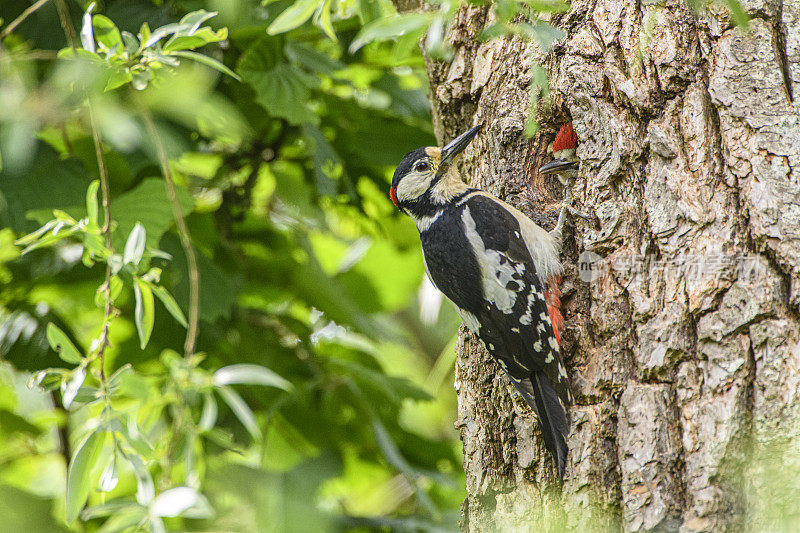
[{"xmin": 461, "ymin": 195, "xmax": 572, "ymax": 405}]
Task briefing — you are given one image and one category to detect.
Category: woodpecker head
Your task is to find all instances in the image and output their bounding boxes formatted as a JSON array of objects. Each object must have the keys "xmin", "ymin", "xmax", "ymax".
[
  {"xmin": 390, "ymin": 125, "xmax": 482, "ymax": 214},
  {"xmin": 539, "ymin": 122, "xmax": 579, "ymax": 180}
]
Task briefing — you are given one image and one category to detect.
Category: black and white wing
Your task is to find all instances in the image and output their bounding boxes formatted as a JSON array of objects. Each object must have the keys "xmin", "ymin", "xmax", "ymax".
[{"xmin": 456, "ymin": 194, "xmax": 572, "ymax": 477}]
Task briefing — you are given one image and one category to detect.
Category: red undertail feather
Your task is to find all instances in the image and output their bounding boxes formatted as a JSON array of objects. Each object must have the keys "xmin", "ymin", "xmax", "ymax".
[
  {"xmin": 544, "ymin": 275, "xmax": 563, "ymax": 347},
  {"xmin": 552, "ymin": 123, "xmax": 577, "ymax": 153}
]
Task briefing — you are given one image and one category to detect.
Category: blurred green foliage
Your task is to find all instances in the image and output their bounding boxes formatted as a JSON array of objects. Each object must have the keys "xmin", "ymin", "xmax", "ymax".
[{"xmin": 0, "ymin": 0, "xmax": 464, "ymax": 530}]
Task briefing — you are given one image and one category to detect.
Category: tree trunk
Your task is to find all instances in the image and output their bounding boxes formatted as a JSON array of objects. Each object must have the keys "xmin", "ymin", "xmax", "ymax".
[{"xmin": 405, "ymin": 0, "xmax": 800, "ymax": 529}]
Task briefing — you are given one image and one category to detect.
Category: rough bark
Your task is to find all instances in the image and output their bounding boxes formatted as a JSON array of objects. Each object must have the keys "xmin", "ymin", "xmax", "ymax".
[{"xmin": 397, "ymin": 0, "xmax": 800, "ymax": 529}]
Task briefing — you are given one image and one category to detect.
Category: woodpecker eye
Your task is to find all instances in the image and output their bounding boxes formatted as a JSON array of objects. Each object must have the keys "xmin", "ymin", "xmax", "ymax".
[{"xmin": 414, "ymin": 161, "xmax": 430, "ymax": 172}]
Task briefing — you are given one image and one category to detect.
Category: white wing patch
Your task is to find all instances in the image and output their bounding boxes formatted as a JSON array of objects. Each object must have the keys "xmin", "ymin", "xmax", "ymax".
[{"xmin": 461, "ymin": 206, "xmax": 523, "ymax": 314}]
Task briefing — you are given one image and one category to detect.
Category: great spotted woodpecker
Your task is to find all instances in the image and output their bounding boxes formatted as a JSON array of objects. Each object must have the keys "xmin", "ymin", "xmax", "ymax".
[{"xmin": 390, "ymin": 124, "xmax": 574, "ymax": 479}]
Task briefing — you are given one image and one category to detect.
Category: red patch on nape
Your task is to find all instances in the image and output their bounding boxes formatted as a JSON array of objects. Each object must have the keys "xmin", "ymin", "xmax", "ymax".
[
  {"xmin": 544, "ymin": 275, "xmax": 564, "ymax": 347},
  {"xmin": 552, "ymin": 122, "xmax": 578, "ymax": 154},
  {"xmin": 390, "ymin": 186, "xmax": 398, "ymax": 206}
]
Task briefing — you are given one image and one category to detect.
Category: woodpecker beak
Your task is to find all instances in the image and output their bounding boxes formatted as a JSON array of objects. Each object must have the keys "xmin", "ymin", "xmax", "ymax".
[
  {"xmin": 539, "ymin": 158, "xmax": 578, "ymax": 175},
  {"xmin": 440, "ymin": 125, "xmax": 482, "ymax": 165}
]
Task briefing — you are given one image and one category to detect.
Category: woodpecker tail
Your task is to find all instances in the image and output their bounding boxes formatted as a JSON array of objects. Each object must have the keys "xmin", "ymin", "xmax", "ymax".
[
  {"xmin": 508, "ymin": 372, "xmax": 570, "ymax": 479},
  {"xmin": 530, "ymin": 372, "xmax": 569, "ymax": 479}
]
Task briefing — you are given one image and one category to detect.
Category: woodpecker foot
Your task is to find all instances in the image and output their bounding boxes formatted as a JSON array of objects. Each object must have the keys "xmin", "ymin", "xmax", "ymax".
[
  {"xmin": 550, "ymin": 182, "xmax": 590, "ymax": 243},
  {"xmin": 565, "ymin": 203, "xmax": 591, "ymax": 221}
]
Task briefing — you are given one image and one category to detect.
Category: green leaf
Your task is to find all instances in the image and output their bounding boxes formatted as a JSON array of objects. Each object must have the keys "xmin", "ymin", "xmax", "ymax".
[
  {"xmin": 46, "ymin": 323, "xmax": 82, "ymax": 364},
  {"xmin": 164, "ymin": 27, "xmax": 228, "ymax": 52},
  {"xmin": 121, "ymin": 31, "xmax": 139, "ymax": 55},
  {"xmin": 371, "ymin": 417, "xmax": 412, "ymax": 473},
  {"xmin": 66, "ymin": 430, "xmax": 107, "ymax": 524},
  {"xmin": 133, "ymin": 278, "xmax": 155, "ymax": 349},
  {"xmin": 18, "ymin": 225, "xmax": 79, "ymax": 255},
  {"xmin": 95, "ymin": 508, "xmax": 146, "ymax": 533},
  {"xmin": 123, "ymin": 222, "xmax": 146, "ymax": 266},
  {"xmin": 237, "ymin": 37, "xmax": 318, "ymax": 125},
  {"xmin": 0, "ymin": 146, "xmax": 88, "ymax": 233},
  {"xmin": 314, "ymin": 0, "xmax": 336, "ymax": 41},
  {"xmin": 14, "ymin": 220, "xmax": 58, "ymax": 246},
  {"xmin": 29, "ymin": 368, "xmax": 68, "ymax": 391},
  {"xmin": 98, "ymin": 455, "xmax": 118, "ymax": 492},
  {"xmin": 213, "ymin": 364, "xmax": 293, "ymax": 391},
  {"xmin": 358, "ymin": 0, "xmax": 384, "ymax": 25},
  {"xmin": 86, "ymin": 180, "xmax": 99, "ymax": 225},
  {"xmin": 124, "ymin": 451, "xmax": 155, "ymax": 505},
  {"xmin": 523, "ymin": 0, "xmax": 571, "ymax": 12},
  {"xmin": 81, "ymin": 500, "xmax": 139, "ymax": 520},
  {"xmin": 179, "ymin": 10, "xmax": 219, "ymax": 34},
  {"xmin": 217, "ymin": 385, "xmax": 261, "ymax": 440},
  {"xmin": 109, "ymin": 275, "xmax": 124, "ymax": 302},
  {"xmin": 150, "ymin": 486, "xmax": 213, "ymax": 518},
  {"xmin": 725, "ymin": 0, "xmax": 750, "ymax": 27},
  {"xmin": 111, "ymin": 416, "xmax": 154, "ymax": 456},
  {"xmin": 144, "ymin": 22, "xmax": 187, "ymax": 48},
  {"xmin": 93, "ymin": 15, "xmax": 122, "ymax": 52},
  {"xmin": 111, "ymin": 178, "xmax": 193, "ymax": 252},
  {"xmin": 0, "ymin": 484, "xmax": 72, "ymax": 532},
  {"xmin": 304, "ymin": 124, "xmax": 342, "ymax": 196},
  {"xmin": 285, "ymin": 42, "xmax": 344, "ymax": 74},
  {"xmin": 163, "ymin": 233, "xmax": 237, "ymax": 322},
  {"xmin": 105, "ymin": 68, "xmax": 133, "ymax": 91},
  {"xmin": 170, "ymin": 50, "xmax": 242, "ymax": 81},
  {"xmin": 138, "ymin": 22, "xmax": 151, "ymax": 48},
  {"xmin": 199, "ymin": 392, "xmax": 218, "ymax": 432},
  {"xmin": 143, "ymin": 11, "xmax": 218, "ymax": 49},
  {"xmin": 151, "ymin": 284, "xmax": 187, "ymax": 327},
  {"xmin": 512, "ymin": 21, "xmax": 565, "ymax": 52},
  {"xmin": 61, "ymin": 366, "xmax": 86, "ymax": 409},
  {"xmin": 81, "ymin": 3, "xmax": 97, "ymax": 53},
  {"xmin": 349, "ymin": 13, "xmax": 432, "ymax": 53},
  {"xmin": 268, "ymin": 0, "xmax": 320, "ymax": 35},
  {"xmin": 0, "ymin": 409, "xmax": 42, "ymax": 436},
  {"xmin": 108, "ymin": 364, "xmax": 133, "ymax": 392}
]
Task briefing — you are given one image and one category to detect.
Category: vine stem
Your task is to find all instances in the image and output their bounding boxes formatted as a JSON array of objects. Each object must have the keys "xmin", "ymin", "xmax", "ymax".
[
  {"xmin": 55, "ymin": 0, "xmax": 113, "ymax": 381},
  {"xmin": 54, "ymin": 0, "xmax": 78, "ymax": 48},
  {"xmin": 140, "ymin": 106, "xmax": 200, "ymax": 357},
  {"xmin": 88, "ymin": 105, "xmax": 114, "ymax": 381}
]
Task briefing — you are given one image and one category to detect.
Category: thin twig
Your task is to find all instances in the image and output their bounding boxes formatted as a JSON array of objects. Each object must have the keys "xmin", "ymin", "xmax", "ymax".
[
  {"xmin": 0, "ymin": 50, "xmax": 59, "ymax": 62},
  {"xmin": 88, "ymin": 105, "xmax": 114, "ymax": 381},
  {"xmin": 54, "ymin": 0, "xmax": 78, "ymax": 50},
  {"xmin": 0, "ymin": 0, "xmax": 51, "ymax": 40},
  {"xmin": 140, "ymin": 106, "xmax": 200, "ymax": 357}
]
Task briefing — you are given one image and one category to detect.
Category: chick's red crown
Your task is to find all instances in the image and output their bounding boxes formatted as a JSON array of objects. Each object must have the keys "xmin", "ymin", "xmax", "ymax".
[{"xmin": 553, "ymin": 122, "xmax": 577, "ymax": 153}]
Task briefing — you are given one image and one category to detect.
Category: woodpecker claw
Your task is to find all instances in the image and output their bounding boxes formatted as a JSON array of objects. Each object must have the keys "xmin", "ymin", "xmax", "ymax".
[
  {"xmin": 563, "ymin": 190, "xmax": 591, "ymax": 222},
  {"xmin": 550, "ymin": 179, "xmax": 591, "ymax": 244}
]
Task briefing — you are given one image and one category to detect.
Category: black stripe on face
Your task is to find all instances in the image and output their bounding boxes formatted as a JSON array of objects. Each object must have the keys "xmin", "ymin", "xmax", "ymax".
[{"xmin": 392, "ymin": 147, "xmax": 429, "ymax": 190}]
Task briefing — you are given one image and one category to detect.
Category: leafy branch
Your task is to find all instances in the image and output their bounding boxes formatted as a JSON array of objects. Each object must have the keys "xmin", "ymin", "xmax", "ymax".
[{"xmin": 9, "ymin": 3, "xmax": 288, "ymax": 528}]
